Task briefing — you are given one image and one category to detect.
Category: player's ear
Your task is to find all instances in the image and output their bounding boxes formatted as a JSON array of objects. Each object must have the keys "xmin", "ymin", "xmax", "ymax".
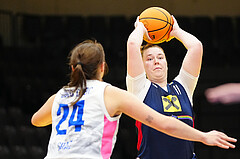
[
  {"xmin": 100, "ymin": 62, "xmax": 105, "ymax": 73},
  {"xmin": 71, "ymin": 65, "xmax": 75, "ymax": 72}
]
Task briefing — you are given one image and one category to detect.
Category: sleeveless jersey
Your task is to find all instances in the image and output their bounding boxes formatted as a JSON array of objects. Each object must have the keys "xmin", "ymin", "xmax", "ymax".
[{"xmin": 45, "ymin": 80, "xmax": 120, "ymax": 159}]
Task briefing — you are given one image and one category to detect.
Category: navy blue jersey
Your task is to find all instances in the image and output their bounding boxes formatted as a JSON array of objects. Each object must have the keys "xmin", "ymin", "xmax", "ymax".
[{"xmin": 136, "ymin": 80, "xmax": 195, "ymax": 159}]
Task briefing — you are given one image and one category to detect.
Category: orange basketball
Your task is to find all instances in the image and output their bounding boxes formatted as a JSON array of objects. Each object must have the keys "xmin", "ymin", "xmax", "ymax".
[{"xmin": 139, "ymin": 7, "xmax": 173, "ymax": 44}]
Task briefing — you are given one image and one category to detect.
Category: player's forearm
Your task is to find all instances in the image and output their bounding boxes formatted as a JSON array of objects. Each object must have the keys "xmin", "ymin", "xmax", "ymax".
[
  {"xmin": 174, "ymin": 28, "xmax": 202, "ymax": 51},
  {"xmin": 127, "ymin": 24, "xmax": 146, "ymax": 77},
  {"xmin": 156, "ymin": 116, "xmax": 206, "ymax": 143},
  {"xmin": 127, "ymin": 24, "xmax": 145, "ymax": 49}
]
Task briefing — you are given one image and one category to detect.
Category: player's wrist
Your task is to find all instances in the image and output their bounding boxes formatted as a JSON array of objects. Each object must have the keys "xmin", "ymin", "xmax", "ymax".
[{"xmin": 199, "ymin": 132, "xmax": 208, "ymax": 144}]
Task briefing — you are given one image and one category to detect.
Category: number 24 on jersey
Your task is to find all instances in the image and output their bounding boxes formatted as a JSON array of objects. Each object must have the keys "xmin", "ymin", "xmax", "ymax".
[{"xmin": 56, "ymin": 100, "xmax": 85, "ymax": 135}]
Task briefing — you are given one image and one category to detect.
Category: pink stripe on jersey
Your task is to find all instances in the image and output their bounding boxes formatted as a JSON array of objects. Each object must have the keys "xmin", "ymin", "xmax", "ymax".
[{"xmin": 101, "ymin": 115, "xmax": 118, "ymax": 159}]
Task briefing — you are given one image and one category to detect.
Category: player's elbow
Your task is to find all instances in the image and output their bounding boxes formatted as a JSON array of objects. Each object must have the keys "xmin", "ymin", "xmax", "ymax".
[
  {"xmin": 196, "ymin": 40, "xmax": 203, "ymax": 52},
  {"xmin": 31, "ymin": 113, "xmax": 40, "ymax": 126},
  {"xmin": 160, "ymin": 123, "xmax": 175, "ymax": 134},
  {"xmin": 31, "ymin": 113, "xmax": 47, "ymax": 127},
  {"xmin": 127, "ymin": 39, "xmax": 138, "ymax": 48},
  {"xmin": 158, "ymin": 117, "xmax": 179, "ymax": 134},
  {"xmin": 192, "ymin": 40, "xmax": 203, "ymax": 53},
  {"xmin": 188, "ymin": 40, "xmax": 203, "ymax": 57},
  {"xmin": 127, "ymin": 40, "xmax": 142, "ymax": 55}
]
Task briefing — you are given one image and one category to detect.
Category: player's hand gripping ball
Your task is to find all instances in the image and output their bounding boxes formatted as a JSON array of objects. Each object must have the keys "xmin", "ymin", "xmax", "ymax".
[{"xmin": 139, "ymin": 7, "xmax": 173, "ymax": 44}]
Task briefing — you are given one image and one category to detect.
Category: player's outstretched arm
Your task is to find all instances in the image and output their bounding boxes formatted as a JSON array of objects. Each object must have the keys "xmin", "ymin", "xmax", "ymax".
[
  {"xmin": 31, "ymin": 94, "xmax": 55, "ymax": 127},
  {"xmin": 104, "ymin": 85, "xmax": 237, "ymax": 149},
  {"xmin": 202, "ymin": 130, "xmax": 237, "ymax": 149}
]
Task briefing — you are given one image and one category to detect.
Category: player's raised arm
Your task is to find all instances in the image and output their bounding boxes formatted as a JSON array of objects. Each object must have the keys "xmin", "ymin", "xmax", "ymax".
[
  {"xmin": 127, "ymin": 16, "xmax": 151, "ymax": 77},
  {"xmin": 169, "ymin": 16, "xmax": 203, "ymax": 77}
]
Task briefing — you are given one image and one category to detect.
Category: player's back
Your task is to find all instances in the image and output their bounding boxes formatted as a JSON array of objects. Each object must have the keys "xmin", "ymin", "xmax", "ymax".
[{"xmin": 45, "ymin": 80, "xmax": 120, "ymax": 159}]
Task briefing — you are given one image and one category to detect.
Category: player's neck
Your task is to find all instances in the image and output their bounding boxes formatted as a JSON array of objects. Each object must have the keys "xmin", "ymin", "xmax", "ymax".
[{"xmin": 153, "ymin": 80, "xmax": 167, "ymax": 88}]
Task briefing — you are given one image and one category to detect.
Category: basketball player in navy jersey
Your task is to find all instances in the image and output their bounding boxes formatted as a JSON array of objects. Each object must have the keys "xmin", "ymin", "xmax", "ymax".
[{"xmin": 126, "ymin": 16, "xmax": 217, "ymax": 159}]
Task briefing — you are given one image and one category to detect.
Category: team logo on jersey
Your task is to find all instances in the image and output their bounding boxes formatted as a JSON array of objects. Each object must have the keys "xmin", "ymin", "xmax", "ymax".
[{"xmin": 162, "ymin": 95, "xmax": 182, "ymax": 112}]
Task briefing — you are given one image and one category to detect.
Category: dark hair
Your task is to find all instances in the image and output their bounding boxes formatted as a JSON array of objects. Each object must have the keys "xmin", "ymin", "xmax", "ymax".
[{"xmin": 66, "ymin": 40, "xmax": 108, "ymax": 105}]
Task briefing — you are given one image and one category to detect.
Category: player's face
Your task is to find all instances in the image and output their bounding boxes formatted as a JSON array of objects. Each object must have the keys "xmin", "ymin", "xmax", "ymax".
[{"xmin": 142, "ymin": 46, "xmax": 168, "ymax": 82}]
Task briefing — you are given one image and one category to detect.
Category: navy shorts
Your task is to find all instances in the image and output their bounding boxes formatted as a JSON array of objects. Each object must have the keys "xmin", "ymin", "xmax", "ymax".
[{"xmin": 137, "ymin": 153, "xmax": 197, "ymax": 159}]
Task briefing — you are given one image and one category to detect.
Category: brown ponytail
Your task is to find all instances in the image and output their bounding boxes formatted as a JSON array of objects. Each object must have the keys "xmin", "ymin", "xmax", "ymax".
[{"xmin": 65, "ymin": 40, "xmax": 108, "ymax": 106}]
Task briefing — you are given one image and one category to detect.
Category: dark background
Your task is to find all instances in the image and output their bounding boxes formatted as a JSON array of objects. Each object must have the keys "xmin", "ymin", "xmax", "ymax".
[{"xmin": 0, "ymin": 1, "xmax": 240, "ymax": 158}]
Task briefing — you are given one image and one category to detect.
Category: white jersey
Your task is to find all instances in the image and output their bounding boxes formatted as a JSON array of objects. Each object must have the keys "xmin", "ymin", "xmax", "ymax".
[{"xmin": 45, "ymin": 80, "xmax": 121, "ymax": 159}]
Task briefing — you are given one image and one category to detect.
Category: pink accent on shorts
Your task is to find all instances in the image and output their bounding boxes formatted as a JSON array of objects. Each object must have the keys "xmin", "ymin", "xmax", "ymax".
[{"xmin": 101, "ymin": 115, "xmax": 118, "ymax": 159}]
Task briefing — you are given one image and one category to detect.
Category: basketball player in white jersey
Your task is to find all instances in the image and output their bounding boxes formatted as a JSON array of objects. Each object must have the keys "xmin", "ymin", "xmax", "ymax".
[{"xmin": 31, "ymin": 40, "xmax": 236, "ymax": 159}]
